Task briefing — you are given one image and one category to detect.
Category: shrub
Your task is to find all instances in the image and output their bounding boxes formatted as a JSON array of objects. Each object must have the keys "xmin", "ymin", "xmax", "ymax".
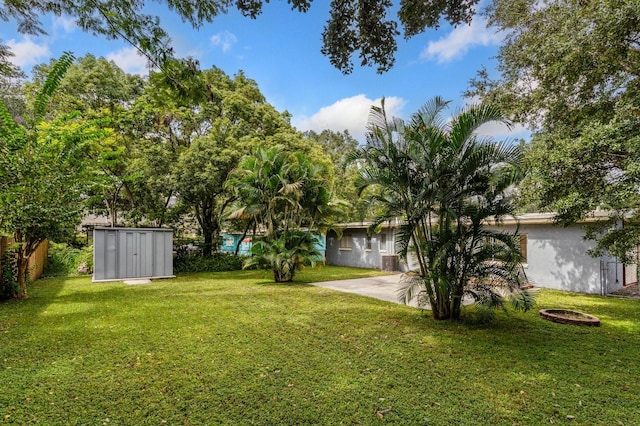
[
  {"xmin": 0, "ymin": 250, "xmax": 18, "ymax": 300},
  {"xmin": 174, "ymin": 251, "xmax": 245, "ymax": 273},
  {"xmin": 44, "ymin": 242, "xmax": 93, "ymax": 277}
]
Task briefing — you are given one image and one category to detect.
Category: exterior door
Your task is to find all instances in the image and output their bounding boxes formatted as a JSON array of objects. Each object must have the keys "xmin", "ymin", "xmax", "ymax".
[{"xmin": 119, "ymin": 231, "xmax": 153, "ymax": 279}]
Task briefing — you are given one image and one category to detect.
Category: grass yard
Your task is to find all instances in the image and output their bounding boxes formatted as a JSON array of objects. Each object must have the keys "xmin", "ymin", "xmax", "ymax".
[{"xmin": 1, "ymin": 266, "xmax": 639, "ymax": 425}]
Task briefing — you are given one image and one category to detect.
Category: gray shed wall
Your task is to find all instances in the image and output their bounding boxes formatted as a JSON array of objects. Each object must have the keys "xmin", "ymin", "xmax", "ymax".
[{"xmin": 93, "ymin": 228, "xmax": 174, "ymax": 282}]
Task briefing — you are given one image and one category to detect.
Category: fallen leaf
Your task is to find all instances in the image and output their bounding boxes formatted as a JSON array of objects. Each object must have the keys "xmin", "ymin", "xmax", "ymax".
[{"xmin": 376, "ymin": 407, "xmax": 393, "ymax": 418}]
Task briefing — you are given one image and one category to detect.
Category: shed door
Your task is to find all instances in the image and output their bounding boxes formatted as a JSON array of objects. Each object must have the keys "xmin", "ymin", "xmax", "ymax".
[{"xmin": 118, "ymin": 231, "xmax": 154, "ymax": 278}]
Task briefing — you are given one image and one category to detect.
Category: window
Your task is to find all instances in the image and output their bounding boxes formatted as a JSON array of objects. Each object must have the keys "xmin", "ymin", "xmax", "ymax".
[
  {"xmin": 366, "ymin": 235, "xmax": 372, "ymax": 251},
  {"xmin": 339, "ymin": 233, "xmax": 352, "ymax": 250},
  {"xmin": 380, "ymin": 233, "xmax": 387, "ymax": 252},
  {"xmin": 484, "ymin": 234, "xmax": 528, "ymax": 264},
  {"xmin": 519, "ymin": 234, "xmax": 528, "ymax": 263}
]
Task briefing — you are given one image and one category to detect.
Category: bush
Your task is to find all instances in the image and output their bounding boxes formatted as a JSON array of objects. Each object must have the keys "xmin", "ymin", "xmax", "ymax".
[
  {"xmin": 174, "ymin": 251, "xmax": 245, "ymax": 273},
  {"xmin": 0, "ymin": 250, "xmax": 18, "ymax": 300},
  {"xmin": 44, "ymin": 242, "xmax": 93, "ymax": 277}
]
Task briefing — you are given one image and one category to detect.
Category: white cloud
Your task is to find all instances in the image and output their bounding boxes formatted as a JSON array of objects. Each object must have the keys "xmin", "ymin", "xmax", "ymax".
[
  {"xmin": 52, "ymin": 15, "xmax": 77, "ymax": 33},
  {"xmin": 210, "ymin": 31, "xmax": 237, "ymax": 53},
  {"xmin": 6, "ymin": 37, "xmax": 51, "ymax": 68},
  {"xmin": 421, "ymin": 18, "xmax": 503, "ymax": 63},
  {"xmin": 462, "ymin": 96, "xmax": 531, "ymax": 139},
  {"xmin": 475, "ymin": 121, "xmax": 529, "ymax": 139},
  {"xmin": 106, "ymin": 47, "xmax": 148, "ymax": 75},
  {"xmin": 293, "ymin": 94, "xmax": 406, "ymax": 142}
]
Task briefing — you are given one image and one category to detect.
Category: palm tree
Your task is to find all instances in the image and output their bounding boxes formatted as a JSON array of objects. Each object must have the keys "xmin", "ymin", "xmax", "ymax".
[
  {"xmin": 228, "ymin": 146, "xmax": 333, "ymax": 282},
  {"xmin": 228, "ymin": 145, "xmax": 299, "ymax": 238},
  {"xmin": 353, "ymin": 97, "xmax": 534, "ymax": 320},
  {"xmin": 243, "ymin": 230, "xmax": 322, "ymax": 282}
]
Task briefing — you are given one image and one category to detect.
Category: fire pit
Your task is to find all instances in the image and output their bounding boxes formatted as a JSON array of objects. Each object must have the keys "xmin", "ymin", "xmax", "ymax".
[{"xmin": 539, "ymin": 309, "xmax": 600, "ymax": 326}]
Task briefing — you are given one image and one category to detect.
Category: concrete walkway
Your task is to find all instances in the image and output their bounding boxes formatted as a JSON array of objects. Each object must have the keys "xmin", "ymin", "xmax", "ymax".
[
  {"xmin": 311, "ymin": 274, "xmax": 482, "ymax": 308},
  {"xmin": 311, "ymin": 274, "xmax": 420, "ymax": 307}
]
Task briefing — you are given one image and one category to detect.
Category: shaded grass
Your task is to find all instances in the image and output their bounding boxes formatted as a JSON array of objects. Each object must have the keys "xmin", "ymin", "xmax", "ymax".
[{"xmin": 1, "ymin": 266, "xmax": 639, "ymax": 425}]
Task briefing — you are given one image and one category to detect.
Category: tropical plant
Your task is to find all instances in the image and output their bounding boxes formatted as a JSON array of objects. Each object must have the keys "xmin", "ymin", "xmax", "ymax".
[
  {"xmin": 229, "ymin": 146, "xmax": 333, "ymax": 282},
  {"xmin": 229, "ymin": 146, "xmax": 333, "ymax": 238},
  {"xmin": 353, "ymin": 97, "xmax": 535, "ymax": 320},
  {"xmin": 244, "ymin": 230, "xmax": 322, "ymax": 282}
]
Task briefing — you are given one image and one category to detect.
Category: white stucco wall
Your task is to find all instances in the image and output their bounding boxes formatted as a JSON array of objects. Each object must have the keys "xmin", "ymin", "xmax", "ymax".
[
  {"xmin": 488, "ymin": 223, "xmax": 624, "ymax": 294},
  {"xmin": 326, "ymin": 229, "xmax": 401, "ymax": 271},
  {"xmin": 326, "ymin": 217, "xmax": 628, "ymax": 294},
  {"xmin": 524, "ymin": 224, "xmax": 600, "ymax": 293}
]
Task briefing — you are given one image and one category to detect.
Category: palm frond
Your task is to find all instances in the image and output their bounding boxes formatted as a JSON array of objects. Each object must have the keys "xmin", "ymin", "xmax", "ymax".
[{"xmin": 33, "ymin": 51, "xmax": 75, "ymax": 123}]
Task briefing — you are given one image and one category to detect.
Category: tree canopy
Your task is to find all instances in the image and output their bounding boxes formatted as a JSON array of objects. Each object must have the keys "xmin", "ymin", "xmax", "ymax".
[
  {"xmin": 0, "ymin": 52, "xmax": 107, "ymax": 298},
  {"xmin": 1, "ymin": 0, "xmax": 481, "ymax": 74},
  {"xmin": 467, "ymin": 0, "xmax": 640, "ymax": 260}
]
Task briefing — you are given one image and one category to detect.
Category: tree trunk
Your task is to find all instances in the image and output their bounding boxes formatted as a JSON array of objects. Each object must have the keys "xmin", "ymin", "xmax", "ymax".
[
  {"xmin": 273, "ymin": 268, "xmax": 294, "ymax": 282},
  {"xmin": 16, "ymin": 249, "xmax": 29, "ymax": 299},
  {"xmin": 202, "ymin": 231, "xmax": 213, "ymax": 258},
  {"xmin": 235, "ymin": 222, "xmax": 251, "ymax": 255}
]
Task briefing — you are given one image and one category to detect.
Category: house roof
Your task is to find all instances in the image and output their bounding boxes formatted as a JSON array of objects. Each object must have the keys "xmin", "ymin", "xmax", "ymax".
[
  {"xmin": 484, "ymin": 211, "xmax": 613, "ymax": 226},
  {"xmin": 334, "ymin": 212, "xmax": 614, "ymax": 230}
]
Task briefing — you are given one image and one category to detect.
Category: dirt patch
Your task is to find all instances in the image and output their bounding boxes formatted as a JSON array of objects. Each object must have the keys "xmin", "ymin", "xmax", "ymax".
[{"xmin": 539, "ymin": 309, "xmax": 600, "ymax": 326}]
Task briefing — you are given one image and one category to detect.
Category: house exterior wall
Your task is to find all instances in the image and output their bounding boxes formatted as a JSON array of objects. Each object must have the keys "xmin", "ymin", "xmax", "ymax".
[
  {"xmin": 486, "ymin": 223, "xmax": 623, "ymax": 294},
  {"xmin": 326, "ymin": 229, "xmax": 398, "ymax": 270},
  {"xmin": 220, "ymin": 234, "xmax": 252, "ymax": 256},
  {"xmin": 326, "ymin": 218, "xmax": 629, "ymax": 294}
]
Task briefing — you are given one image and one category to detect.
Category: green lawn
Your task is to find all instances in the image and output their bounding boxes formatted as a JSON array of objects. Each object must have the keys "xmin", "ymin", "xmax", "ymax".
[{"xmin": 1, "ymin": 266, "xmax": 639, "ymax": 425}]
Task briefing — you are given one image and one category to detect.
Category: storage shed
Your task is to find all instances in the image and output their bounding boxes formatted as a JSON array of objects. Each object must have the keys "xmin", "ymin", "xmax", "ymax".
[{"xmin": 93, "ymin": 227, "xmax": 174, "ymax": 282}]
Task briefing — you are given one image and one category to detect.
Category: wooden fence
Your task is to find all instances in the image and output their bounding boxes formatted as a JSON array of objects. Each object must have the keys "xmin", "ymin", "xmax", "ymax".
[{"xmin": 0, "ymin": 236, "xmax": 49, "ymax": 282}]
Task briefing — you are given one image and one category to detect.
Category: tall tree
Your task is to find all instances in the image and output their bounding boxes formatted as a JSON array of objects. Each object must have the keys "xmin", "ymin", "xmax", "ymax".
[
  {"xmin": 353, "ymin": 97, "xmax": 534, "ymax": 320},
  {"xmin": 21, "ymin": 55, "xmax": 146, "ymax": 227},
  {"xmin": 0, "ymin": 52, "xmax": 104, "ymax": 298},
  {"xmin": 2, "ymin": 0, "xmax": 480, "ymax": 74},
  {"xmin": 0, "ymin": 42, "xmax": 26, "ymax": 124},
  {"xmin": 303, "ymin": 129, "xmax": 367, "ymax": 221},
  {"xmin": 128, "ymin": 61, "xmax": 320, "ymax": 255},
  {"xmin": 174, "ymin": 132, "xmax": 242, "ymax": 256},
  {"xmin": 468, "ymin": 0, "xmax": 640, "ymax": 260}
]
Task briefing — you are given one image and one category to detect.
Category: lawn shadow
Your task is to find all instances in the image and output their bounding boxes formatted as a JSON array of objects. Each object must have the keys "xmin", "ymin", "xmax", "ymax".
[{"xmin": 0, "ymin": 275, "xmax": 68, "ymax": 317}]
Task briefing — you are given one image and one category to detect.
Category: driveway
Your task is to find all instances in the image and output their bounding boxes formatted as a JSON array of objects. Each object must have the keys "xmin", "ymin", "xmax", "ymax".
[
  {"xmin": 311, "ymin": 274, "xmax": 421, "ymax": 308},
  {"xmin": 311, "ymin": 274, "xmax": 483, "ymax": 308}
]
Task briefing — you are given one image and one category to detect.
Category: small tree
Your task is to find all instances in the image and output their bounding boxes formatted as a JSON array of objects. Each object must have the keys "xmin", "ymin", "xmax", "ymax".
[
  {"xmin": 244, "ymin": 230, "xmax": 322, "ymax": 282},
  {"xmin": 353, "ymin": 97, "xmax": 535, "ymax": 320},
  {"xmin": 0, "ymin": 52, "xmax": 103, "ymax": 298}
]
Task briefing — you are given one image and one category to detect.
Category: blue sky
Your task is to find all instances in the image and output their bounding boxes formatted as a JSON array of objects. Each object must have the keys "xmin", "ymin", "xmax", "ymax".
[{"xmin": 1, "ymin": 2, "xmax": 527, "ymax": 141}]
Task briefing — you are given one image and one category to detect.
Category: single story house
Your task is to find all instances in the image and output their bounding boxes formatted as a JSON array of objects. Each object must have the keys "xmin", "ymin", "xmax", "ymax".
[
  {"xmin": 219, "ymin": 232, "xmax": 327, "ymax": 259},
  {"xmin": 325, "ymin": 214, "xmax": 637, "ymax": 295},
  {"xmin": 220, "ymin": 234, "xmax": 253, "ymax": 256}
]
